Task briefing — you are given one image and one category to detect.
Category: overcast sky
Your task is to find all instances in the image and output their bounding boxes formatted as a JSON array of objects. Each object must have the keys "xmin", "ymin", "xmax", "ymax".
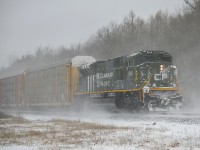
[{"xmin": 0, "ymin": 0, "xmax": 184, "ymax": 68}]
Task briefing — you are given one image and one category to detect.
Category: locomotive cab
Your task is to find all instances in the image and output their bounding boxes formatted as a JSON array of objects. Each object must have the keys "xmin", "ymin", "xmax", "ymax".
[{"xmin": 132, "ymin": 51, "xmax": 182, "ymax": 111}]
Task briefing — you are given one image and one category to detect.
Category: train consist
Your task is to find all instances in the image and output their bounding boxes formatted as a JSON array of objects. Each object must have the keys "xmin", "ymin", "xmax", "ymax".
[{"xmin": 0, "ymin": 50, "xmax": 182, "ymax": 111}]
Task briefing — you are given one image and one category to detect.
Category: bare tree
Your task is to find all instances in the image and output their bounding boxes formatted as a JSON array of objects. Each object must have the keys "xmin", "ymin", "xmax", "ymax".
[{"xmin": 184, "ymin": 0, "xmax": 200, "ymax": 44}]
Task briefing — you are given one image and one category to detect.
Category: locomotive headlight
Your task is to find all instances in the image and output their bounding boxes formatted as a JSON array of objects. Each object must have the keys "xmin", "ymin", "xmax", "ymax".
[{"xmin": 160, "ymin": 65, "xmax": 164, "ymax": 71}]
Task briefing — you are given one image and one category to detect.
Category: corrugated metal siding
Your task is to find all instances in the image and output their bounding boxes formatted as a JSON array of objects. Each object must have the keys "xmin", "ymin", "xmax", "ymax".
[
  {"xmin": 0, "ymin": 80, "xmax": 2, "ymax": 106},
  {"xmin": 25, "ymin": 65, "xmax": 68, "ymax": 105},
  {"xmin": 0, "ymin": 75, "xmax": 24, "ymax": 106},
  {"xmin": 1, "ymin": 77, "xmax": 15, "ymax": 106}
]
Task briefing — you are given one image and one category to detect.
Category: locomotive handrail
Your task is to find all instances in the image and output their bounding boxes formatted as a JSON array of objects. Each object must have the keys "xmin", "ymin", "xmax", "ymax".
[
  {"xmin": 139, "ymin": 73, "xmax": 152, "ymax": 89},
  {"xmin": 136, "ymin": 73, "xmax": 152, "ymax": 103}
]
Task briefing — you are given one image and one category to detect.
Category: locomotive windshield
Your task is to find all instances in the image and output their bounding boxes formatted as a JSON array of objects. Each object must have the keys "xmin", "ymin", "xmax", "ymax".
[
  {"xmin": 136, "ymin": 52, "xmax": 172, "ymax": 65},
  {"xmin": 143, "ymin": 55, "xmax": 172, "ymax": 63},
  {"xmin": 140, "ymin": 66, "xmax": 150, "ymax": 81}
]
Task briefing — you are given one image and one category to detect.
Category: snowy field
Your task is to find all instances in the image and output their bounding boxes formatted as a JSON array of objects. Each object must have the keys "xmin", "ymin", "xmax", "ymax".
[{"xmin": 0, "ymin": 102, "xmax": 200, "ymax": 150}]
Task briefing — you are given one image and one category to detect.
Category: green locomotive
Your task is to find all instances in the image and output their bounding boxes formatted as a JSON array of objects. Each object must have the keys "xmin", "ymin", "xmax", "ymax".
[{"xmin": 78, "ymin": 50, "xmax": 182, "ymax": 111}]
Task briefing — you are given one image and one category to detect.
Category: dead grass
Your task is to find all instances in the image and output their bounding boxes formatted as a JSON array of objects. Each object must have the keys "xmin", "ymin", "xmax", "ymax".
[
  {"xmin": 1, "ymin": 116, "xmax": 200, "ymax": 149},
  {"xmin": 50, "ymin": 119, "xmax": 120, "ymax": 130}
]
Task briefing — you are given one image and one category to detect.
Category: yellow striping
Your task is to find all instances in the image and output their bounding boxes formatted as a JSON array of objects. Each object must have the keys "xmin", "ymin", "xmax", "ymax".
[
  {"xmin": 77, "ymin": 87, "xmax": 178, "ymax": 95},
  {"xmin": 77, "ymin": 89, "xmax": 140, "ymax": 95},
  {"xmin": 149, "ymin": 87, "xmax": 177, "ymax": 91}
]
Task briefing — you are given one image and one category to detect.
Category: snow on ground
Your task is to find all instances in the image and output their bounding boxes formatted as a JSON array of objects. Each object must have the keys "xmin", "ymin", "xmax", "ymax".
[{"xmin": 1, "ymin": 104, "xmax": 200, "ymax": 150}]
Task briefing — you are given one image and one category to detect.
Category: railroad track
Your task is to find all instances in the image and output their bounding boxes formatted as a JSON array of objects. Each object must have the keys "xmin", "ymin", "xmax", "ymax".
[{"xmin": 1, "ymin": 102, "xmax": 200, "ymax": 126}]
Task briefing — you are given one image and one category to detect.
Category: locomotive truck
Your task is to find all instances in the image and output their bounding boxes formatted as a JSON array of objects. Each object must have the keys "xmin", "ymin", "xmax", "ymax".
[{"xmin": 0, "ymin": 50, "xmax": 182, "ymax": 111}]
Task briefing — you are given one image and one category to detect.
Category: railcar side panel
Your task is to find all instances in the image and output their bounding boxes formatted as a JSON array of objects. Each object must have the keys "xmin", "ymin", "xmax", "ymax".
[
  {"xmin": 66, "ymin": 64, "xmax": 71, "ymax": 103},
  {"xmin": 14, "ymin": 76, "xmax": 18, "ymax": 106},
  {"xmin": 3, "ymin": 77, "xmax": 15, "ymax": 106},
  {"xmin": 71, "ymin": 66, "xmax": 79, "ymax": 100},
  {"xmin": 25, "ymin": 64, "xmax": 69, "ymax": 106},
  {"xmin": 0, "ymin": 79, "xmax": 2, "ymax": 106}
]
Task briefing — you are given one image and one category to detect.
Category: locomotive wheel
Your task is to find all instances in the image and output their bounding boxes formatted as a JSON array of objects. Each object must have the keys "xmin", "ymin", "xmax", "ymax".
[{"xmin": 115, "ymin": 96, "xmax": 125, "ymax": 109}]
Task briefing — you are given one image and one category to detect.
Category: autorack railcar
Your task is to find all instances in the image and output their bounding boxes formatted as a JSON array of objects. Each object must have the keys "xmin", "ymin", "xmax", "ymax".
[{"xmin": 0, "ymin": 56, "xmax": 95, "ymax": 107}]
